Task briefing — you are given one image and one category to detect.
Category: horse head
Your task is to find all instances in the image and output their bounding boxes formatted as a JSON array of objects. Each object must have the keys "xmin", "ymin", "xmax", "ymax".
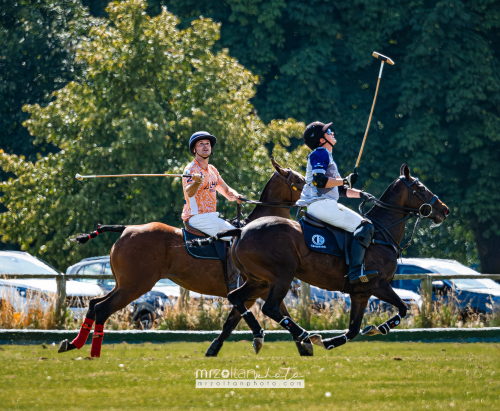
[
  {"xmin": 270, "ymin": 158, "xmax": 306, "ymax": 204},
  {"xmin": 394, "ymin": 164, "xmax": 450, "ymax": 224}
]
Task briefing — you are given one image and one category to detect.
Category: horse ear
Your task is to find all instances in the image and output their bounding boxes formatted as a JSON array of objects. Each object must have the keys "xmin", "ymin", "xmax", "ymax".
[
  {"xmin": 271, "ymin": 158, "xmax": 287, "ymax": 176},
  {"xmin": 401, "ymin": 163, "xmax": 411, "ymax": 179}
]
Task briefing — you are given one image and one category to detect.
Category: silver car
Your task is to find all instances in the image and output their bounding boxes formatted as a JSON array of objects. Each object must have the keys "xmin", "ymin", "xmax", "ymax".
[{"xmin": 0, "ymin": 250, "xmax": 103, "ymax": 319}]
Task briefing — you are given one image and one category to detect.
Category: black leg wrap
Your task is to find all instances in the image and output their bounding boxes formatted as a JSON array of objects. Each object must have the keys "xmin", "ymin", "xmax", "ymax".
[
  {"xmin": 241, "ymin": 310, "xmax": 264, "ymax": 338},
  {"xmin": 379, "ymin": 314, "xmax": 402, "ymax": 335},
  {"xmin": 322, "ymin": 334, "xmax": 348, "ymax": 350},
  {"xmin": 205, "ymin": 339, "xmax": 224, "ymax": 357},
  {"xmin": 279, "ymin": 317, "xmax": 308, "ymax": 341}
]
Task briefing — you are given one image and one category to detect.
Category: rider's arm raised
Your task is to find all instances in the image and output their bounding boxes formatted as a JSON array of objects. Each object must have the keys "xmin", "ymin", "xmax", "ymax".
[{"xmin": 185, "ymin": 174, "xmax": 203, "ymax": 197}]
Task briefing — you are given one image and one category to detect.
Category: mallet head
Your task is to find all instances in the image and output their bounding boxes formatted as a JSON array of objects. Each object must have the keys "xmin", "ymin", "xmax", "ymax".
[
  {"xmin": 372, "ymin": 51, "xmax": 395, "ymax": 65},
  {"xmin": 75, "ymin": 173, "xmax": 83, "ymax": 181}
]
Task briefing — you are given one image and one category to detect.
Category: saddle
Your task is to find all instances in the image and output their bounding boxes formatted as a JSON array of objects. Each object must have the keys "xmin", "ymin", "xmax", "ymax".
[
  {"xmin": 300, "ymin": 211, "xmax": 357, "ymax": 293},
  {"xmin": 300, "ymin": 211, "xmax": 351, "ymax": 261},
  {"xmin": 183, "ymin": 221, "xmax": 240, "ymax": 293}
]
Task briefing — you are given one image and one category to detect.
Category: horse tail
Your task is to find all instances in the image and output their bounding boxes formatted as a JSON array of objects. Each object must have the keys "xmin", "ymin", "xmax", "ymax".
[
  {"xmin": 71, "ymin": 224, "xmax": 127, "ymax": 245},
  {"xmin": 188, "ymin": 228, "xmax": 242, "ymax": 247}
]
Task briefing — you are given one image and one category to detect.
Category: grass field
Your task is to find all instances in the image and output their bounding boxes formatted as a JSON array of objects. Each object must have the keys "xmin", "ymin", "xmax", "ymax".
[{"xmin": 0, "ymin": 340, "xmax": 499, "ymax": 410}]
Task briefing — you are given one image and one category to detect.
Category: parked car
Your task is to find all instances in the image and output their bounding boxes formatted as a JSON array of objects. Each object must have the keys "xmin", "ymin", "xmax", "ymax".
[
  {"xmin": 0, "ymin": 250, "xmax": 103, "ymax": 319},
  {"xmin": 67, "ymin": 256, "xmax": 215, "ymax": 328},
  {"xmin": 67, "ymin": 255, "xmax": 216, "ymax": 297},
  {"xmin": 392, "ymin": 258, "xmax": 500, "ymax": 314}
]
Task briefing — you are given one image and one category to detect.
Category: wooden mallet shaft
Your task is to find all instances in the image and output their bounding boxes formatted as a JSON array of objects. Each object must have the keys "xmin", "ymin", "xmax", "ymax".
[
  {"xmin": 75, "ymin": 173, "xmax": 192, "ymax": 180},
  {"xmin": 355, "ymin": 52, "xmax": 395, "ymax": 170}
]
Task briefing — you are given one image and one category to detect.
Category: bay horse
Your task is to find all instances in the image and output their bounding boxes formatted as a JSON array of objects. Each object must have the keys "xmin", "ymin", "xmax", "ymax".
[
  {"xmin": 58, "ymin": 159, "xmax": 307, "ymax": 357},
  {"xmin": 208, "ymin": 164, "xmax": 450, "ymax": 354}
]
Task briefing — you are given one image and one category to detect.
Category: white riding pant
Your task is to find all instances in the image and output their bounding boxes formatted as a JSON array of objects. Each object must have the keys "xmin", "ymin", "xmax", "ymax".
[
  {"xmin": 188, "ymin": 212, "xmax": 236, "ymax": 241},
  {"xmin": 307, "ymin": 199, "xmax": 364, "ymax": 233}
]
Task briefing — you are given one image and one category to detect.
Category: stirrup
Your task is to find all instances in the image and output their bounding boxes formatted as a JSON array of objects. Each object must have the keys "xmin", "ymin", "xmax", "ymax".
[{"xmin": 347, "ymin": 266, "xmax": 378, "ymax": 284}]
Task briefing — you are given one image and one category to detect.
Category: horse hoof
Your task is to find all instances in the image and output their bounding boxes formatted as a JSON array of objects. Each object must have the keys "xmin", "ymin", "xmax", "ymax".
[
  {"xmin": 253, "ymin": 337, "xmax": 264, "ymax": 354},
  {"xmin": 294, "ymin": 341, "xmax": 313, "ymax": 356},
  {"xmin": 205, "ymin": 339, "xmax": 223, "ymax": 357},
  {"xmin": 361, "ymin": 325, "xmax": 382, "ymax": 336},
  {"xmin": 58, "ymin": 339, "xmax": 69, "ymax": 353},
  {"xmin": 300, "ymin": 337, "xmax": 314, "ymax": 356},
  {"xmin": 309, "ymin": 334, "xmax": 324, "ymax": 348}
]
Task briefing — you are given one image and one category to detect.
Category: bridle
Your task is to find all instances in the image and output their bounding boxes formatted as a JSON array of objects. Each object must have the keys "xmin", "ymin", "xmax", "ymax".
[
  {"xmin": 238, "ymin": 170, "xmax": 305, "ymax": 208},
  {"xmin": 360, "ymin": 176, "xmax": 440, "ymax": 256},
  {"xmin": 235, "ymin": 170, "xmax": 305, "ymax": 226}
]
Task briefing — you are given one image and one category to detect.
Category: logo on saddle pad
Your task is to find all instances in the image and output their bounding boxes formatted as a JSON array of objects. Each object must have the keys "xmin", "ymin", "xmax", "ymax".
[{"xmin": 311, "ymin": 234, "xmax": 326, "ymax": 248}]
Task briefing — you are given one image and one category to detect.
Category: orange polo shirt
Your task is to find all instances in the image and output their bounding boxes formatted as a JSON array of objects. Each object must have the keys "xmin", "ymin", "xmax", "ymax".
[{"xmin": 181, "ymin": 159, "xmax": 224, "ymax": 222}]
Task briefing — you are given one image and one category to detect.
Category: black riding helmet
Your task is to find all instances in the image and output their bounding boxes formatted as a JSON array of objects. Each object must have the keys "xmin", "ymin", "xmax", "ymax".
[
  {"xmin": 303, "ymin": 121, "xmax": 333, "ymax": 150},
  {"xmin": 189, "ymin": 131, "xmax": 217, "ymax": 155}
]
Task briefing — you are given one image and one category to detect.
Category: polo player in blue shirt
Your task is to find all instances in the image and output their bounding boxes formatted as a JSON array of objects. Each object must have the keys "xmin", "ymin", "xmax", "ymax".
[{"xmin": 296, "ymin": 121, "xmax": 378, "ymax": 284}]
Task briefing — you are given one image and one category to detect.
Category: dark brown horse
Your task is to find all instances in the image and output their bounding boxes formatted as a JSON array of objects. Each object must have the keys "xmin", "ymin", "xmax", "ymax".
[
  {"xmin": 58, "ymin": 159, "xmax": 307, "ymax": 357},
  {"xmin": 211, "ymin": 164, "xmax": 449, "ymax": 354}
]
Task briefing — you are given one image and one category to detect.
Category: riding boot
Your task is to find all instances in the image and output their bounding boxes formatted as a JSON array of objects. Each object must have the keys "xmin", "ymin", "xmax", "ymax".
[
  {"xmin": 347, "ymin": 222, "xmax": 378, "ymax": 284},
  {"xmin": 227, "ymin": 250, "xmax": 241, "ymax": 292}
]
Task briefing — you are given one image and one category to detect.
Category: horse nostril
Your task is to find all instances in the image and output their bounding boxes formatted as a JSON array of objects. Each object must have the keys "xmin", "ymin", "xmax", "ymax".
[{"xmin": 444, "ymin": 208, "xmax": 450, "ymax": 216}]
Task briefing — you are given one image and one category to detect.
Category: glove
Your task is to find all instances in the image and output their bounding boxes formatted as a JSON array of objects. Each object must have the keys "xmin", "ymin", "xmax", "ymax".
[
  {"xmin": 342, "ymin": 173, "xmax": 358, "ymax": 189},
  {"xmin": 360, "ymin": 191, "xmax": 377, "ymax": 202}
]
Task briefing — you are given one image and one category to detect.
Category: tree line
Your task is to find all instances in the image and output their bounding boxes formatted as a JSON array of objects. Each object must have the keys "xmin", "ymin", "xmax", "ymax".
[{"xmin": 2, "ymin": 0, "xmax": 500, "ymax": 272}]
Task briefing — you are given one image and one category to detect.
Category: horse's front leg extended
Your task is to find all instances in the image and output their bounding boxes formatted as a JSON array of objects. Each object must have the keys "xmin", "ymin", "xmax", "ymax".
[
  {"xmin": 361, "ymin": 280, "xmax": 408, "ymax": 336},
  {"xmin": 311, "ymin": 293, "xmax": 370, "ymax": 350}
]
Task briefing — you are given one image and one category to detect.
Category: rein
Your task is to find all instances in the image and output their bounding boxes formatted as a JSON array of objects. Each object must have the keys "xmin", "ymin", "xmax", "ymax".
[{"xmin": 360, "ymin": 176, "xmax": 439, "ymax": 256}]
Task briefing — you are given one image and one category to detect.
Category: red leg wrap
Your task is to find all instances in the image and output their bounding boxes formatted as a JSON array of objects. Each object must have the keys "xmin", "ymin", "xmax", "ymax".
[
  {"xmin": 90, "ymin": 324, "xmax": 104, "ymax": 358},
  {"xmin": 71, "ymin": 317, "xmax": 95, "ymax": 349}
]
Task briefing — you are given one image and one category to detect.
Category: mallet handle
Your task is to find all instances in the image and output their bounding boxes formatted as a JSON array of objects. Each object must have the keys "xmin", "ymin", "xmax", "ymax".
[
  {"xmin": 355, "ymin": 62, "xmax": 384, "ymax": 168},
  {"xmin": 76, "ymin": 173, "xmax": 191, "ymax": 180}
]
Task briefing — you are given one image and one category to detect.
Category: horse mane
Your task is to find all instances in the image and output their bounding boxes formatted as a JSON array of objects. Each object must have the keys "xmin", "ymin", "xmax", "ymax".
[{"xmin": 365, "ymin": 176, "xmax": 402, "ymax": 217}]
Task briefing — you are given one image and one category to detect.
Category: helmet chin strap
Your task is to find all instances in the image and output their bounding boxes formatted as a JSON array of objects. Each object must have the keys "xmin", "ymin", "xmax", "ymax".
[
  {"xmin": 194, "ymin": 148, "xmax": 211, "ymax": 159},
  {"xmin": 319, "ymin": 140, "xmax": 335, "ymax": 149}
]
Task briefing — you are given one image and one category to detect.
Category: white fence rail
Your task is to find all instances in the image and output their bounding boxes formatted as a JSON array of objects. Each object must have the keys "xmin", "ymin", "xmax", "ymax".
[{"xmin": 2, "ymin": 273, "xmax": 500, "ymax": 325}]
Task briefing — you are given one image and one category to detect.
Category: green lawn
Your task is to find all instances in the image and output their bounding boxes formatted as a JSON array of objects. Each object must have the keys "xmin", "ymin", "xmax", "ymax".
[{"xmin": 0, "ymin": 340, "xmax": 499, "ymax": 410}]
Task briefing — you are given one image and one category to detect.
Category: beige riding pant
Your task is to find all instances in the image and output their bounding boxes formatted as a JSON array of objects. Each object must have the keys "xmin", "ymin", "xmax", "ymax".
[
  {"xmin": 307, "ymin": 199, "xmax": 364, "ymax": 233},
  {"xmin": 188, "ymin": 212, "xmax": 236, "ymax": 241}
]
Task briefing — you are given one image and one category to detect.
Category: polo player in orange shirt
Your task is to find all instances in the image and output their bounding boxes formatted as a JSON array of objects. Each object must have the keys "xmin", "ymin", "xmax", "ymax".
[{"xmin": 182, "ymin": 131, "xmax": 241, "ymax": 239}]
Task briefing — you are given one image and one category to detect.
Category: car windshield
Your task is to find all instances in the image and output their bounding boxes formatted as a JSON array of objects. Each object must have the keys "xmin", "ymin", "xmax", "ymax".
[
  {"xmin": 452, "ymin": 278, "xmax": 500, "ymax": 291},
  {"xmin": 156, "ymin": 279, "xmax": 177, "ymax": 286},
  {"xmin": 0, "ymin": 254, "xmax": 58, "ymax": 274}
]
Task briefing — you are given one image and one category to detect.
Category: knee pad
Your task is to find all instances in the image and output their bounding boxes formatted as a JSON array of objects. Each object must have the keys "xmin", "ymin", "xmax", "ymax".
[{"xmin": 353, "ymin": 222, "xmax": 375, "ymax": 248}]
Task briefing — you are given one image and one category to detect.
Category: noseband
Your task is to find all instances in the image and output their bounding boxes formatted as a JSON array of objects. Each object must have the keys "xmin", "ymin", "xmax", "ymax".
[{"xmin": 361, "ymin": 176, "xmax": 440, "ymax": 256}]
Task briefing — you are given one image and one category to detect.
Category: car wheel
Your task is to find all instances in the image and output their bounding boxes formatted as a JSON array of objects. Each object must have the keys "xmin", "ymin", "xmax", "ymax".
[{"xmin": 135, "ymin": 311, "xmax": 154, "ymax": 330}]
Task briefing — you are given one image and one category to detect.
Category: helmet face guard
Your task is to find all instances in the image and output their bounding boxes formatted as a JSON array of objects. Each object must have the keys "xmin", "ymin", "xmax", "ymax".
[{"xmin": 189, "ymin": 131, "xmax": 217, "ymax": 155}]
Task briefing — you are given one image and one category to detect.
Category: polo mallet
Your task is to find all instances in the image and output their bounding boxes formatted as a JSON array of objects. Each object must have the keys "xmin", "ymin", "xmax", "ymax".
[
  {"xmin": 354, "ymin": 52, "xmax": 395, "ymax": 175},
  {"xmin": 75, "ymin": 173, "xmax": 192, "ymax": 181}
]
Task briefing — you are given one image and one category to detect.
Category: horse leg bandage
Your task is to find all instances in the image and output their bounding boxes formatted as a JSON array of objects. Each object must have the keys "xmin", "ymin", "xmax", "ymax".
[
  {"xmin": 379, "ymin": 314, "xmax": 402, "ymax": 335},
  {"xmin": 71, "ymin": 317, "xmax": 94, "ymax": 349},
  {"xmin": 90, "ymin": 324, "xmax": 104, "ymax": 357},
  {"xmin": 324, "ymin": 334, "xmax": 348, "ymax": 350},
  {"xmin": 279, "ymin": 317, "xmax": 309, "ymax": 341},
  {"xmin": 241, "ymin": 310, "xmax": 264, "ymax": 338}
]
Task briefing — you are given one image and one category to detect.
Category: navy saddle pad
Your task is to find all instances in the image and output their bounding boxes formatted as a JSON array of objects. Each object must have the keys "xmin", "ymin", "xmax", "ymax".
[
  {"xmin": 183, "ymin": 229, "xmax": 225, "ymax": 260},
  {"xmin": 300, "ymin": 218, "xmax": 346, "ymax": 258}
]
